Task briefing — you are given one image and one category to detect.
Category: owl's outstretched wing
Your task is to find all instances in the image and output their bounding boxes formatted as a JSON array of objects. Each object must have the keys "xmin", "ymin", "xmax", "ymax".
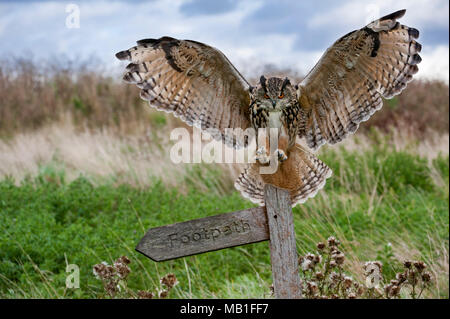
[
  {"xmin": 116, "ymin": 37, "xmax": 251, "ymax": 148},
  {"xmin": 297, "ymin": 9, "xmax": 422, "ymax": 150}
]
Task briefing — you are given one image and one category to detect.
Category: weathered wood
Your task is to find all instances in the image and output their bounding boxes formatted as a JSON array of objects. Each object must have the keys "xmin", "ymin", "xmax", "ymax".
[
  {"xmin": 264, "ymin": 184, "xmax": 302, "ymax": 299},
  {"xmin": 136, "ymin": 207, "xmax": 269, "ymax": 261}
]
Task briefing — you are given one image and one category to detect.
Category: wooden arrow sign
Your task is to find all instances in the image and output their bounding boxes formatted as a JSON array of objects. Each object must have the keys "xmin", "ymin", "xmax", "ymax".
[
  {"xmin": 136, "ymin": 206, "xmax": 269, "ymax": 261},
  {"xmin": 136, "ymin": 185, "xmax": 302, "ymax": 298}
]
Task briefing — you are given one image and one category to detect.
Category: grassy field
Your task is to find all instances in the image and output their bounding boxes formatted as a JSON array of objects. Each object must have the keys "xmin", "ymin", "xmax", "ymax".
[
  {"xmin": 1, "ymin": 134, "xmax": 448, "ymax": 298},
  {"xmin": 0, "ymin": 59, "xmax": 448, "ymax": 298}
]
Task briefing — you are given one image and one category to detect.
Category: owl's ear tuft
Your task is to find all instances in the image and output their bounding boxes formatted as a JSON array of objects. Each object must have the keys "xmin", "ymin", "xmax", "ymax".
[
  {"xmin": 260, "ymin": 75, "xmax": 268, "ymax": 92},
  {"xmin": 281, "ymin": 77, "xmax": 291, "ymax": 92},
  {"xmin": 379, "ymin": 9, "xmax": 406, "ymax": 22}
]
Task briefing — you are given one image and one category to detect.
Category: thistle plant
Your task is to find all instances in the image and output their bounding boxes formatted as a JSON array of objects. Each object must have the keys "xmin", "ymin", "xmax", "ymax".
[
  {"xmin": 298, "ymin": 237, "xmax": 365, "ymax": 299},
  {"xmin": 93, "ymin": 256, "xmax": 178, "ymax": 299},
  {"xmin": 296, "ymin": 237, "xmax": 433, "ymax": 299},
  {"xmin": 383, "ymin": 260, "xmax": 432, "ymax": 299}
]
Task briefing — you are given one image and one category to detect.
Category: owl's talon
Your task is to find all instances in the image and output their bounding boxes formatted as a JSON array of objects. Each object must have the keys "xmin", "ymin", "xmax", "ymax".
[
  {"xmin": 256, "ymin": 155, "xmax": 270, "ymax": 164},
  {"xmin": 256, "ymin": 146, "xmax": 267, "ymax": 156},
  {"xmin": 256, "ymin": 146, "xmax": 270, "ymax": 164},
  {"xmin": 275, "ymin": 149, "xmax": 288, "ymax": 162}
]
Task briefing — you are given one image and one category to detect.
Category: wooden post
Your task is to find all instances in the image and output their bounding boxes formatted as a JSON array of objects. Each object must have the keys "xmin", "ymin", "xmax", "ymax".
[
  {"xmin": 136, "ymin": 184, "xmax": 303, "ymax": 299},
  {"xmin": 264, "ymin": 184, "xmax": 302, "ymax": 299}
]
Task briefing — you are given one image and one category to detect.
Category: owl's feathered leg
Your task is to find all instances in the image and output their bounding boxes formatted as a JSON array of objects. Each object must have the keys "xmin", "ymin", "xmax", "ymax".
[
  {"xmin": 256, "ymin": 126, "xmax": 290, "ymax": 164},
  {"xmin": 235, "ymin": 144, "xmax": 332, "ymax": 207},
  {"xmin": 274, "ymin": 125, "xmax": 289, "ymax": 162},
  {"xmin": 255, "ymin": 128, "xmax": 270, "ymax": 164}
]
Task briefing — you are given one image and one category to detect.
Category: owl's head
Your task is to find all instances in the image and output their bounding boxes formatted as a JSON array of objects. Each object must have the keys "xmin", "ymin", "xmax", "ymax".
[{"xmin": 251, "ymin": 76, "xmax": 296, "ymax": 110}]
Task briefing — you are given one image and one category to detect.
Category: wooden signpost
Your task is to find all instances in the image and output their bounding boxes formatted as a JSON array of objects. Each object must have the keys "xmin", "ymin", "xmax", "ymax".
[{"xmin": 136, "ymin": 184, "xmax": 303, "ymax": 298}]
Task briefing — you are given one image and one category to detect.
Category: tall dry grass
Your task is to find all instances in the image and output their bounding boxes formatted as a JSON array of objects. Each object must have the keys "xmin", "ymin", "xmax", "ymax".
[{"xmin": 0, "ymin": 119, "xmax": 447, "ymax": 190}]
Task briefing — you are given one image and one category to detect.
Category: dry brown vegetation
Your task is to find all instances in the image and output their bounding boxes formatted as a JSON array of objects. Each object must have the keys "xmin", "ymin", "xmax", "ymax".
[{"xmin": 0, "ymin": 58, "xmax": 448, "ymax": 138}]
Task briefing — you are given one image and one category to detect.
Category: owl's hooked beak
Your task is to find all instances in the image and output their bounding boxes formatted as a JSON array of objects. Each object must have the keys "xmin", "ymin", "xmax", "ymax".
[{"xmin": 272, "ymin": 100, "xmax": 276, "ymax": 108}]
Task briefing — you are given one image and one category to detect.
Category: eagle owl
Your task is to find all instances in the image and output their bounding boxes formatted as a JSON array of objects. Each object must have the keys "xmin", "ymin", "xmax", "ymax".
[{"xmin": 116, "ymin": 9, "xmax": 421, "ymax": 206}]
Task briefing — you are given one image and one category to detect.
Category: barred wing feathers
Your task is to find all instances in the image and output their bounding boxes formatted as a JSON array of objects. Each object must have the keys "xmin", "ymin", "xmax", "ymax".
[
  {"xmin": 116, "ymin": 37, "xmax": 252, "ymax": 148},
  {"xmin": 298, "ymin": 9, "xmax": 422, "ymax": 150}
]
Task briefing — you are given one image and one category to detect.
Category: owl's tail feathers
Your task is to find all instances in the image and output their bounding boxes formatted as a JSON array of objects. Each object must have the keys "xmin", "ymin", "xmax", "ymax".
[
  {"xmin": 234, "ymin": 144, "xmax": 332, "ymax": 207},
  {"xmin": 234, "ymin": 166, "xmax": 266, "ymax": 206}
]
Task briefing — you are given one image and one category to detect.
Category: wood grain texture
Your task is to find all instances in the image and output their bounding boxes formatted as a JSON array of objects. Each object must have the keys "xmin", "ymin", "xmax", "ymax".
[
  {"xmin": 136, "ymin": 207, "xmax": 269, "ymax": 261},
  {"xmin": 264, "ymin": 184, "xmax": 302, "ymax": 299}
]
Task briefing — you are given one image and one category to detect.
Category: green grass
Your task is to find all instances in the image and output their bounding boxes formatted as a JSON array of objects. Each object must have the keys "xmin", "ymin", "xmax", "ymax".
[{"xmin": 0, "ymin": 145, "xmax": 448, "ymax": 298}]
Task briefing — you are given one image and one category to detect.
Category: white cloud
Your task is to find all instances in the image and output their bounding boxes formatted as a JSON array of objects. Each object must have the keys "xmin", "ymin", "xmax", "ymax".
[
  {"xmin": 308, "ymin": 0, "xmax": 449, "ymax": 30},
  {"xmin": 416, "ymin": 45, "xmax": 449, "ymax": 83}
]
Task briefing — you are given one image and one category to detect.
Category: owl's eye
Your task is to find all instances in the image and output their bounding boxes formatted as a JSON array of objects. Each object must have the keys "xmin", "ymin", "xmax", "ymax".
[
  {"xmin": 264, "ymin": 93, "xmax": 270, "ymax": 99},
  {"xmin": 278, "ymin": 93, "xmax": 284, "ymax": 99}
]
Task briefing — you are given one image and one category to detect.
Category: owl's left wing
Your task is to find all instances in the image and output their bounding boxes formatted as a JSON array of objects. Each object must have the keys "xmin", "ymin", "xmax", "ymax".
[
  {"xmin": 116, "ymin": 37, "xmax": 252, "ymax": 148},
  {"xmin": 297, "ymin": 9, "xmax": 422, "ymax": 150}
]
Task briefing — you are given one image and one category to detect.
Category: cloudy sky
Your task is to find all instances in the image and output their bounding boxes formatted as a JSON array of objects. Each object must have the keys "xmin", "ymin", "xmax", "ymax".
[{"xmin": 0, "ymin": 0, "xmax": 448, "ymax": 81}]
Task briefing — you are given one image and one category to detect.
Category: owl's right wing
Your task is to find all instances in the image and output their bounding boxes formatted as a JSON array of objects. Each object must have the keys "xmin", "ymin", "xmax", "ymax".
[
  {"xmin": 297, "ymin": 9, "xmax": 422, "ymax": 150},
  {"xmin": 116, "ymin": 37, "xmax": 252, "ymax": 148}
]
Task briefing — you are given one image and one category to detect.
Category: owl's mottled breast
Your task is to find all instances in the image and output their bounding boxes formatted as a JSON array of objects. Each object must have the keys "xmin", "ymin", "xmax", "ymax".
[
  {"xmin": 249, "ymin": 101, "xmax": 269, "ymax": 128},
  {"xmin": 281, "ymin": 102, "xmax": 304, "ymax": 140}
]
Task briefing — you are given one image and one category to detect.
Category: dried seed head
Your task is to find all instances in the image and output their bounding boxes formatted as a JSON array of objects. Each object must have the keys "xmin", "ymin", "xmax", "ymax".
[
  {"xmin": 403, "ymin": 260, "xmax": 412, "ymax": 269},
  {"xmin": 390, "ymin": 285, "xmax": 401, "ymax": 297},
  {"xmin": 301, "ymin": 259, "xmax": 313, "ymax": 271},
  {"xmin": 306, "ymin": 281, "xmax": 319, "ymax": 295},
  {"xmin": 315, "ymin": 272, "xmax": 324, "ymax": 280},
  {"xmin": 93, "ymin": 263, "xmax": 106, "ymax": 279},
  {"xmin": 413, "ymin": 261, "xmax": 426, "ymax": 272},
  {"xmin": 356, "ymin": 285, "xmax": 365, "ymax": 296},
  {"xmin": 343, "ymin": 276, "xmax": 353, "ymax": 289},
  {"xmin": 330, "ymin": 271, "xmax": 342, "ymax": 283},
  {"xmin": 114, "ymin": 262, "xmax": 131, "ymax": 279},
  {"xmin": 363, "ymin": 261, "xmax": 383, "ymax": 274},
  {"xmin": 396, "ymin": 272, "xmax": 406, "ymax": 282},
  {"xmin": 373, "ymin": 261, "xmax": 383, "ymax": 270},
  {"xmin": 317, "ymin": 242, "xmax": 326, "ymax": 250},
  {"xmin": 329, "ymin": 260, "xmax": 337, "ymax": 268},
  {"xmin": 327, "ymin": 236, "xmax": 338, "ymax": 247},
  {"xmin": 313, "ymin": 254, "xmax": 322, "ymax": 264},
  {"xmin": 348, "ymin": 293, "xmax": 357, "ymax": 299},
  {"xmin": 160, "ymin": 273, "xmax": 178, "ymax": 289},
  {"xmin": 421, "ymin": 272, "xmax": 432, "ymax": 283},
  {"xmin": 390, "ymin": 279, "xmax": 399, "ymax": 286},
  {"xmin": 332, "ymin": 251, "xmax": 345, "ymax": 265},
  {"xmin": 305, "ymin": 253, "xmax": 315, "ymax": 261},
  {"xmin": 137, "ymin": 291, "xmax": 154, "ymax": 299},
  {"xmin": 158, "ymin": 289, "xmax": 169, "ymax": 298},
  {"xmin": 116, "ymin": 256, "xmax": 131, "ymax": 265},
  {"xmin": 93, "ymin": 263, "xmax": 115, "ymax": 280}
]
